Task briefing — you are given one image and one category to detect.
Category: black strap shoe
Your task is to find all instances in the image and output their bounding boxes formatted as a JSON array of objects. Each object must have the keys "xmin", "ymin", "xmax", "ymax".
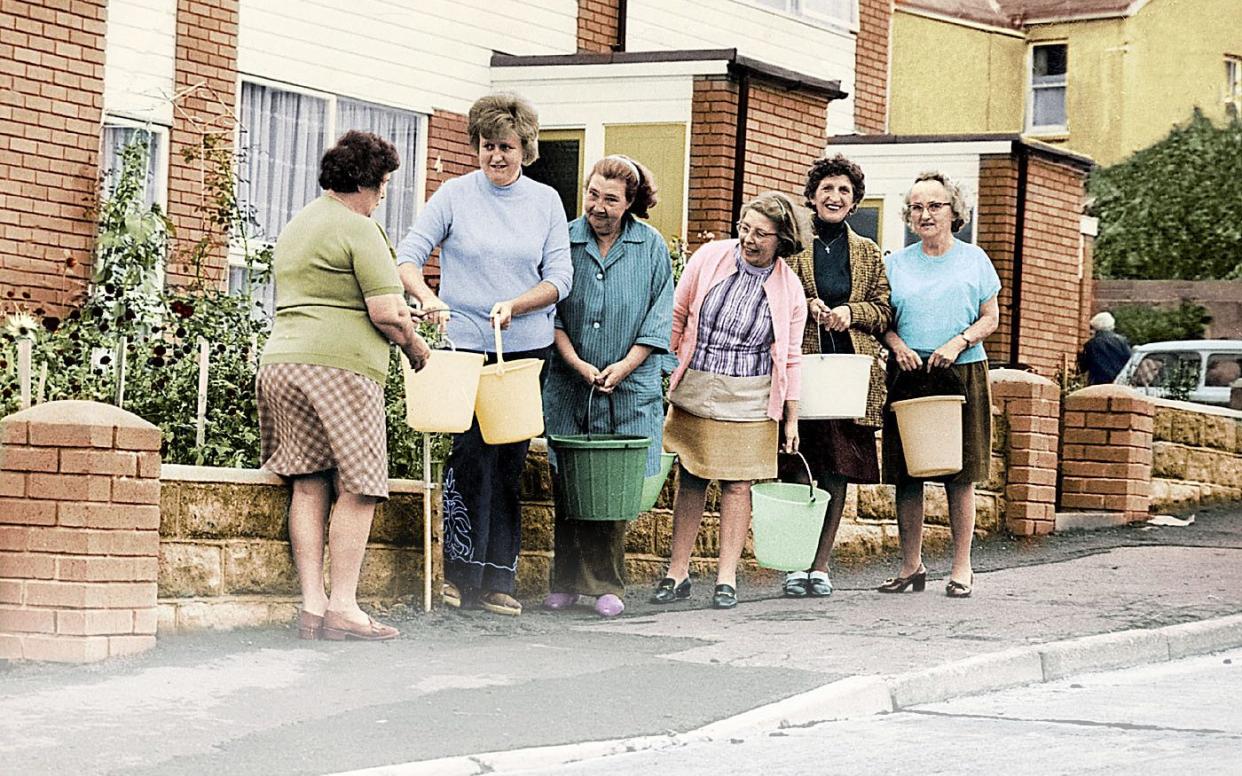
[
  {"xmin": 650, "ymin": 576, "xmax": 691, "ymax": 604},
  {"xmin": 712, "ymin": 583, "xmax": 738, "ymax": 609}
]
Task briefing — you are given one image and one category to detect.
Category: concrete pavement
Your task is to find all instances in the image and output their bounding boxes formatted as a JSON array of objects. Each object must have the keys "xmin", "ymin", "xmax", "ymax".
[{"xmin": 2, "ymin": 504, "xmax": 1241, "ymax": 776}]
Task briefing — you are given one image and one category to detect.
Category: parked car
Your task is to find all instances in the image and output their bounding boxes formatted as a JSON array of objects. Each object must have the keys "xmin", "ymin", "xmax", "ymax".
[{"xmin": 1114, "ymin": 340, "xmax": 1242, "ymax": 406}]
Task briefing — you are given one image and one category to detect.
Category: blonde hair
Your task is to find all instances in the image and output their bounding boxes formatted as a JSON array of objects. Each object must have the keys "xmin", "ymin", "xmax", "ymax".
[
  {"xmin": 467, "ymin": 93, "xmax": 540, "ymax": 165},
  {"xmin": 739, "ymin": 191, "xmax": 808, "ymax": 258}
]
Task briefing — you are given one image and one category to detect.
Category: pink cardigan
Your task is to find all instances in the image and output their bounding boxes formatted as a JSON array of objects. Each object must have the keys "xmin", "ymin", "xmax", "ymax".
[{"xmin": 669, "ymin": 239, "xmax": 808, "ymax": 422}]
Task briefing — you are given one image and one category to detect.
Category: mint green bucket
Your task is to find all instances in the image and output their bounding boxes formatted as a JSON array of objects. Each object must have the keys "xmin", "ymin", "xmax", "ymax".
[
  {"xmin": 639, "ymin": 452, "xmax": 676, "ymax": 512},
  {"xmin": 750, "ymin": 453, "xmax": 830, "ymax": 571}
]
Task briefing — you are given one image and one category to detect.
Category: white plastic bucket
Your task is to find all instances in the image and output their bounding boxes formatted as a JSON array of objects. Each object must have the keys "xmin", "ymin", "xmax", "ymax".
[
  {"xmin": 799, "ymin": 353, "xmax": 873, "ymax": 419},
  {"xmin": 891, "ymin": 395, "xmax": 966, "ymax": 477}
]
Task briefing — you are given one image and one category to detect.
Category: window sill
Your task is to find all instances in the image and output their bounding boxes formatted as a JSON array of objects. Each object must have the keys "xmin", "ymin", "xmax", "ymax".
[{"xmin": 1025, "ymin": 128, "xmax": 1069, "ymax": 141}]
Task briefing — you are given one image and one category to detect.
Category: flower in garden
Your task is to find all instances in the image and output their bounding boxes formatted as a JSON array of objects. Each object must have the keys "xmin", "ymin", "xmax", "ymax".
[{"xmin": 3, "ymin": 311, "xmax": 38, "ymax": 340}]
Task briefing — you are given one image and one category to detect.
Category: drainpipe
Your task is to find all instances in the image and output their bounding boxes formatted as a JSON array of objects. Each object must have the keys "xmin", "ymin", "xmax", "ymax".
[
  {"xmin": 612, "ymin": 0, "xmax": 627, "ymax": 52},
  {"xmin": 730, "ymin": 68, "xmax": 751, "ymax": 236},
  {"xmin": 1008, "ymin": 141, "xmax": 1029, "ymax": 367}
]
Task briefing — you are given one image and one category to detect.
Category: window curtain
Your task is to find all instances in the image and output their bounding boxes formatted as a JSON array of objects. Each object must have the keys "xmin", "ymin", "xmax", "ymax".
[
  {"xmin": 102, "ymin": 124, "xmax": 161, "ymax": 209},
  {"xmin": 336, "ymin": 97, "xmax": 421, "ymax": 241},
  {"xmin": 240, "ymin": 82, "xmax": 327, "ymax": 241}
]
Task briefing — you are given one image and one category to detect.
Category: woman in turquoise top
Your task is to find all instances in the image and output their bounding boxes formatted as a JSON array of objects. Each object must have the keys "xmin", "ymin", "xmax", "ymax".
[
  {"xmin": 541, "ymin": 155, "xmax": 673, "ymax": 618},
  {"xmin": 880, "ymin": 171, "xmax": 1000, "ymax": 599}
]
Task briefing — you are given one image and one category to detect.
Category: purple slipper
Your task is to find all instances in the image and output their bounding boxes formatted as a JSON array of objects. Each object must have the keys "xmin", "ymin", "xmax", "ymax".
[
  {"xmin": 543, "ymin": 592, "xmax": 578, "ymax": 611},
  {"xmin": 594, "ymin": 594, "xmax": 625, "ymax": 618}
]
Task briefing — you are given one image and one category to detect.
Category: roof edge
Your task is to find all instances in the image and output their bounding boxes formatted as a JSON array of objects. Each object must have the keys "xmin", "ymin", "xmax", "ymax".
[{"xmin": 827, "ymin": 132, "xmax": 1095, "ymax": 169}]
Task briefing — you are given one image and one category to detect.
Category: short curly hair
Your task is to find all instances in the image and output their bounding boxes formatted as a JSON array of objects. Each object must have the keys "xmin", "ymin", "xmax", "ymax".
[
  {"xmin": 318, "ymin": 130, "xmax": 400, "ymax": 192},
  {"xmin": 901, "ymin": 170, "xmax": 972, "ymax": 233},
  {"xmin": 739, "ymin": 191, "xmax": 808, "ymax": 259},
  {"xmin": 586, "ymin": 155, "xmax": 659, "ymax": 218},
  {"xmin": 467, "ymin": 93, "xmax": 540, "ymax": 165},
  {"xmin": 803, "ymin": 153, "xmax": 866, "ymax": 210}
]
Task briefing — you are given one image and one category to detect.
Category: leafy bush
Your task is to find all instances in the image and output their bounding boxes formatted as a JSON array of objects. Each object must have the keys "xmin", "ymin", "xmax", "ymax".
[
  {"xmin": 1111, "ymin": 300, "xmax": 1212, "ymax": 346},
  {"xmin": 1089, "ymin": 110, "xmax": 1242, "ymax": 280}
]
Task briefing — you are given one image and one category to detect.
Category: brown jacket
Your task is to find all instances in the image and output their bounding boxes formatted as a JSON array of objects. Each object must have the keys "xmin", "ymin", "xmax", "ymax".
[{"xmin": 786, "ymin": 225, "xmax": 892, "ymax": 428}]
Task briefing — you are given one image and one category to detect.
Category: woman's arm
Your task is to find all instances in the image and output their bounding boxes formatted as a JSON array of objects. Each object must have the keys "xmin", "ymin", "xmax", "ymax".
[
  {"xmin": 781, "ymin": 399, "xmax": 799, "ymax": 454},
  {"xmin": 554, "ymin": 328, "xmax": 599, "ymax": 386},
  {"xmin": 396, "ymin": 187, "xmax": 453, "ymax": 326},
  {"xmin": 493, "ymin": 196, "xmax": 573, "ymax": 329},
  {"xmin": 926, "ymin": 295, "xmax": 1000, "ymax": 370},
  {"xmin": 490, "ymin": 281, "xmax": 560, "ymax": 329},
  {"xmin": 365, "ymin": 293, "xmax": 432, "ymax": 370}
]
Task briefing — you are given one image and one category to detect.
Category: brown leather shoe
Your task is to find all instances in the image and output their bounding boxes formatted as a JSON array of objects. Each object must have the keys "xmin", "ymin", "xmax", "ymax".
[
  {"xmin": 297, "ymin": 610, "xmax": 323, "ymax": 640},
  {"xmin": 321, "ymin": 610, "xmax": 399, "ymax": 641}
]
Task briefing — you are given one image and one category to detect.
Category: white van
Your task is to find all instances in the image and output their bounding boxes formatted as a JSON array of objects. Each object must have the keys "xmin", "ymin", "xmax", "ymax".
[{"xmin": 1114, "ymin": 340, "xmax": 1242, "ymax": 406}]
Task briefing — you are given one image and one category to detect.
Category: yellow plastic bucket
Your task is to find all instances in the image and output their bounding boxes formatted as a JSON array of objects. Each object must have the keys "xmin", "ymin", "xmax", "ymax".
[
  {"xmin": 402, "ymin": 346, "xmax": 484, "ymax": 434},
  {"xmin": 475, "ymin": 317, "xmax": 544, "ymax": 444},
  {"xmin": 799, "ymin": 353, "xmax": 873, "ymax": 419},
  {"xmin": 891, "ymin": 395, "xmax": 966, "ymax": 477}
]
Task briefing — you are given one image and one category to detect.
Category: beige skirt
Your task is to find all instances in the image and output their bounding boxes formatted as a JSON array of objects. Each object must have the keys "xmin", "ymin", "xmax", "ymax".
[{"xmin": 663, "ymin": 405, "xmax": 778, "ymax": 482}]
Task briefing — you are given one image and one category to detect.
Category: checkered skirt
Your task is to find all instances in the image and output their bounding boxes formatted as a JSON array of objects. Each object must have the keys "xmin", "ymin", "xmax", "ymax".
[{"xmin": 256, "ymin": 363, "xmax": 389, "ymax": 499}]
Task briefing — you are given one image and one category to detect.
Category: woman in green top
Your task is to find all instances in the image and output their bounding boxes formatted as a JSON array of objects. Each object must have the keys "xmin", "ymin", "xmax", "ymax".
[{"xmin": 257, "ymin": 130, "xmax": 432, "ymax": 642}]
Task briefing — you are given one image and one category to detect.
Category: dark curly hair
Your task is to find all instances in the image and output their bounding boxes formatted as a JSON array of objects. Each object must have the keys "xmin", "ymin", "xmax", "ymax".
[
  {"xmin": 587, "ymin": 155, "xmax": 659, "ymax": 218},
  {"xmin": 803, "ymin": 153, "xmax": 866, "ymax": 210},
  {"xmin": 318, "ymin": 130, "xmax": 400, "ymax": 192}
]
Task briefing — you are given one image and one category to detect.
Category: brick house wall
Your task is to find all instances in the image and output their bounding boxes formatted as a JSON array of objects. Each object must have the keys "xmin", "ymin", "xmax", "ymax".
[
  {"xmin": 419, "ymin": 109, "xmax": 477, "ymax": 288},
  {"xmin": 0, "ymin": 0, "xmax": 108, "ymax": 316},
  {"xmin": 577, "ymin": 0, "xmax": 620, "ymax": 53},
  {"xmin": 854, "ymin": 0, "xmax": 891, "ymax": 133},
  {"xmin": 977, "ymin": 151, "xmax": 1089, "ymax": 378},
  {"xmin": 687, "ymin": 75, "xmax": 740, "ymax": 245},
  {"xmin": 741, "ymin": 81, "xmax": 830, "ymax": 203},
  {"xmin": 164, "ymin": 0, "xmax": 239, "ymax": 291}
]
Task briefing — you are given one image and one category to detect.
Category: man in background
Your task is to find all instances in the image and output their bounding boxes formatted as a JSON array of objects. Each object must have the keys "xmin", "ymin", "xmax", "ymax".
[{"xmin": 1079, "ymin": 311, "xmax": 1132, "ymax": 385}]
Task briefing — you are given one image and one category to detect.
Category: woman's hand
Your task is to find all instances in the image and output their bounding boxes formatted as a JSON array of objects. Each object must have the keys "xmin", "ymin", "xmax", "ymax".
[
  {"xmin": 412, "ymin": 294, "xmax": 449, "ymax": 331},
  {"xmin": 808, "ymin": 298, "xmax": 829, "ymax": 326},
  {"xmin": 571, "ymin": 357, "xmax": 601, "ymax": 387},
  {"xmin": 890, "ymin": 338, "xmax": 923, "ymax": 371},
  {"xmin": 404, "ymin": 332, "xmax": 433, "ymax": 373},
  {"xmin": 781, "ymin": 418, "xmax": 800, "ymax": 454},
  {"xmin": 824, "ymin": 304, "xmax": 852, "ymax": 332},
  {"xmin": 928, "ymin": 336, "xmax": 968, "ymax": 370},
  {"xmin": 489, "ymin": 300, "xmax": 515, "ymax": 330},
  {"xmin": 595, "ymin": 360, "xmax": 636, "ymax": 394}
]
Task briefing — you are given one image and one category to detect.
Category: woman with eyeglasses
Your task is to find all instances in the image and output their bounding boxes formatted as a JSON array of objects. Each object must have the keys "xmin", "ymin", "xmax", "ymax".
[
  {"xmin": 879, "ymin": 171, "xmax": 1000, "ymax": 599},
  {"xmin": 650, "ymin": 191, "xmax": 808, "ymax": 610}
]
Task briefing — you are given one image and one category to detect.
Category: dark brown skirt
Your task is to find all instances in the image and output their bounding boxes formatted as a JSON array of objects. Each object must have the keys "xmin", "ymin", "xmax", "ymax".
[
  {"xmin": 790, "ymin": 419, "xmax": 880, "ymax": 484},
  {"xmin": 882, "ymin": 360, "xmax": 992, "ymax": 485}
]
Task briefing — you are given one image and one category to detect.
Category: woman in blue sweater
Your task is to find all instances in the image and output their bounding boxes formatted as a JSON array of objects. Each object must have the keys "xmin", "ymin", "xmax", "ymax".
[{"xmin": 397, "ymin": 93, "xmax": 573, "ymax": 616}]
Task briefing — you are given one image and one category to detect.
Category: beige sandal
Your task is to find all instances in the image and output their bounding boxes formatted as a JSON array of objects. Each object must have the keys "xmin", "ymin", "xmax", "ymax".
[
  {"xmin": 442, "ymin": 582, "xmax": 463, "ymax": 609},
  {"xmin": 480, "ymin": 591, "xmax": 522, "ymax": 616}
]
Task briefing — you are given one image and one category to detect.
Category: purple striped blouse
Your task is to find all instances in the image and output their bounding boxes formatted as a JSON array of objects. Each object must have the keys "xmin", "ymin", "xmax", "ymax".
[{"xmin": 688, "ymin": 248, "xmax": 775, "ymax": 377}]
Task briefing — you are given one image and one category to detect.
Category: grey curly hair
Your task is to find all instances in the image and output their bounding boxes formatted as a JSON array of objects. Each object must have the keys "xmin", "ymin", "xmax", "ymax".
[{"xmin": 901, "ymin": 170, "xmax": 972, "ymax": 233}]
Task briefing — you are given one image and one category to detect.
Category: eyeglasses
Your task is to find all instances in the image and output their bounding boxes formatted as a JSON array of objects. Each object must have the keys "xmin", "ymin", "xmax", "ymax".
[
  {"xmin": 909, "ymin": 202, "xmax": 950, "ymax": 216},
  {"xmin": 736, "ymin": 221, "xmax": 777, "ymax": 240}
]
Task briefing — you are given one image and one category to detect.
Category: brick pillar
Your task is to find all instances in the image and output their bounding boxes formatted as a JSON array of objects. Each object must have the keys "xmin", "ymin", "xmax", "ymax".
[
  {"xmin": 0, "ymin": 401, "xmax": 162, "ymax": 663},
  {"xmin": 687, "ymin": 75, "xmax": 739, "ymax": 248},
  {"xmin": 0, "ymin": 0, "xmax": 107, "ymax": 315},
  {"xmin": 854, "ymin": 0, "xmax": 892, "ymax": 133},
  {"xmin": 165, "ymin": 0, "xmax": 239, "ymax": 290},
  {"xmin": 1060, "ymin": 385, "xmax": 1154, "ymax": 520},
  {"xmin": 991, "ymin": 369, "xmax": 1060, "ymax": 536}
]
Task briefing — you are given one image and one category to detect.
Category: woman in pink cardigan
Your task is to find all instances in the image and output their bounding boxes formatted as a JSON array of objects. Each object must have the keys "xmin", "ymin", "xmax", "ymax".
[{"xmin": 651, "ymin": 192, "xmax": 808, "ymax": 609}]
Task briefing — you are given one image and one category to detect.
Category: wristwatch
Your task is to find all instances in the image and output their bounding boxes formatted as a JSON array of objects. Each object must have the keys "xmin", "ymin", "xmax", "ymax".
[{"xmin": 958, "ymin": 332, "xmax": 973, "ymax": 347}]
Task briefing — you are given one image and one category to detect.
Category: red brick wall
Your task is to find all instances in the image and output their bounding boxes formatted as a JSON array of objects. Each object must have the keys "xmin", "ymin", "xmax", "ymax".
[
  {"xmin": 854, "ymin": 0, "xmax": 891, "ymax": 133},
  {"xmin": 1016, "ymin": 156, "xmax": 1088, "ymax": 377},
  {"xmin": 741, "ymin": 81, "xmax": 829, "ymax": 203},
  {"xmin": 164, "ymin": 0, "xmax": 239, "ymax": 290},
  {"xmin": 687, "ymin": 76, "xmax": 739, "ymax": 247},
  {"xmin": 577, "ymin": 0, "xmax": 621, "ymax": 53},
  {"xmin": 0, "ymin": 0, "xmax": 107, "ymax": 315},
  {"xmin": 976, "ymin": 154, "xmax": 1020, "ymax": 363},
  {"xmin": 420, "ymin": 109, "xmax": 475, "ymax": 287}
]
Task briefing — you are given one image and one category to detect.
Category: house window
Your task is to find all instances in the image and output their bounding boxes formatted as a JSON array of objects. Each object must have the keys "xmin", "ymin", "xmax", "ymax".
[
  {"xmin": 749, "ymin": 0, "xmax": 857, "ymax": 29},
  {"xmin": 845, "ymin": 198, "xmax": 882, "ymax": 244},
  {"xmin": 238, "ymin": 81, "xmax": 424, "ymax": 243},
  {"xmin": 1029, "ymin": 43, "xmax": 1068, "ymax": 132},
  {"xmin": 236, "ymin": 80, "xmax": 425, "ymax": 313},
  {"xmin": 1226, "ymin": 56, "xmax": 1242, "ymax": 116},
  {"xmin": 101, "ymin": 120, "xmax": 167, "ymax": 209},
  {"xmin": 525, "ymin": 129, "xmax": 585, "ymax": 222}
]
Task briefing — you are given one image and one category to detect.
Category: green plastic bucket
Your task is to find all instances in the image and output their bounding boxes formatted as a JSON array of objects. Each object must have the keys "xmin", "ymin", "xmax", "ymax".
[
  {"xmin": 639, "ymin": 452, "xmax": 677, "ymax": 512},
  {"xmin": 549, "ymin": 433, "xmax": 650, "ymax": 521},
  {"xmin": 750, "ymin": 453, "xmax": 830, "ymax": 571}
]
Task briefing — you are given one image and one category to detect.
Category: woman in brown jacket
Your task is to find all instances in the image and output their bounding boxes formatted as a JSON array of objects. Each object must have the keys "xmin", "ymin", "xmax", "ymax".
[{"xmin": 781, "ymin": 154, "xmax": 892, "ymax": 597}]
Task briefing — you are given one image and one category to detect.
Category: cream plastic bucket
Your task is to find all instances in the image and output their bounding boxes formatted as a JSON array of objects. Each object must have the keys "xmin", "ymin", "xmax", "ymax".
[
  {"xmin": 475, "ymin": 317, "xmax": 544, "ymax": 444},
  {"xmin": 402, "ymin": 346, "xmax": 484, "ymax": 434},
  {"xmin": 799, "ymin": 353, "xmax": 873, "ymax": 419},
  {"xmin": 891, "ymin": 395, "xmax": 966, "ymax": 477}
]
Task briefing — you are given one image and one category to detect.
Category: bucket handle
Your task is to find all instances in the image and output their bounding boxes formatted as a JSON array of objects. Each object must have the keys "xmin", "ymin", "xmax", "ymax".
[
  {"xmin": 582, "ymin": 383, "xmax": 618, "ymax": 440},
  {"xmin": 408, "ymin": 305, "xmax": 489, "ymax": 353},
  {"xmin": 492, "ymin": 316, "xmax": 507, "ymax": 375},
  {"xmin": 780, "ymin": 450, "xmax": 819, "ymax": 504}
]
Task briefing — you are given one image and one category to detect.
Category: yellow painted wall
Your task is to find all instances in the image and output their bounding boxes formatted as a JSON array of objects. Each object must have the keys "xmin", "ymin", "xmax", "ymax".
[
  {"xmin": 892, "ymin": 0, "xmax": 1242, "ymax": 165},
  {"xmin": 603, "ymin": 123, "xmax": 687, "ymax": 245},
  {"xmin": 890, "ymin": 11, "xmax": 1025, "ymax": 135}
]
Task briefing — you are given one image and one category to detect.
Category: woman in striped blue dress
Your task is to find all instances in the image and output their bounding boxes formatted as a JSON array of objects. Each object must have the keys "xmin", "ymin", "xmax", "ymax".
[{"xmin": 541, "ymin": 155, "xmax": 673, "ymax": 618}]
